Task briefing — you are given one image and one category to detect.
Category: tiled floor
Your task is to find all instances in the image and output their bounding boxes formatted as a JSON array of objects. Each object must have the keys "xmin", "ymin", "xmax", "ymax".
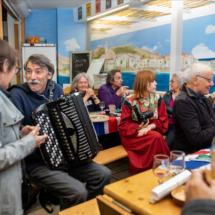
[{"xmin": 25, "ymin": 157, "xmax": 132, "ymax": 215}]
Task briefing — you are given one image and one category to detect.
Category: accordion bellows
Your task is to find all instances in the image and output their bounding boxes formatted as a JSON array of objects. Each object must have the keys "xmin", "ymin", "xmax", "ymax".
[{"xmin": 31, "ymin": 92, "xmax": 99, "ymax": 170}]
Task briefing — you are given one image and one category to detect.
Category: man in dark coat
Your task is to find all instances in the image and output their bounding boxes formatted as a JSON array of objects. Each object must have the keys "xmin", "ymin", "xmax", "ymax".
[{"xmin": 172, "ymin": 63, "xmax": 215, "ymax": 154}]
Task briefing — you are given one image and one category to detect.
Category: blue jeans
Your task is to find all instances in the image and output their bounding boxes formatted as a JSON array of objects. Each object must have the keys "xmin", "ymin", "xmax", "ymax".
[{"xmin": 165, "ymin": 124, "xmax": 175, "ymax": 151}]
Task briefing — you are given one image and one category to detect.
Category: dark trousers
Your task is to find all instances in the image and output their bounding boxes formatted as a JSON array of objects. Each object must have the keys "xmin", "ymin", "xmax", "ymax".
[
  {"xmin": 165, "ymin": 124, "xmax": 175, "ymax": 151},
  {"xmin": 99, "ymin": 132, "xmax": 122, "ymax": 150},
  {"xmin": 28, "ymin": 161, "xmax": 111, "ymax": 209}
]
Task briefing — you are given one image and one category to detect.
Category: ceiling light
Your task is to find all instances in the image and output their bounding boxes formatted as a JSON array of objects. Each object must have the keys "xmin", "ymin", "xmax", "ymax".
[{"xmin": 86, "ymin": 4, "xmax": 130, "ymax": 21}]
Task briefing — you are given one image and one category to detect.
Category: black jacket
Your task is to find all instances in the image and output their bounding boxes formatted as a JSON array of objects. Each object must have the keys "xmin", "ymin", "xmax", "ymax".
[
  {"xmin": 70, "ymin": 91, "xmax": 100, "ymax": 112},
  {"xmin": 172, "ymin": 84, "xmax": 215, "ymax": 154},
  {"xmin": 163, "ymin": 91, "xmax": 173, "ymax": 117}
]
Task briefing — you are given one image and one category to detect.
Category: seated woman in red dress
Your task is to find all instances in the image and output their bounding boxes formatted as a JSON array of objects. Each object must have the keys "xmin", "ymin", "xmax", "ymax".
[{"xmin": 118, "ymin": 70, "xmax": 170, "ymax": 174}]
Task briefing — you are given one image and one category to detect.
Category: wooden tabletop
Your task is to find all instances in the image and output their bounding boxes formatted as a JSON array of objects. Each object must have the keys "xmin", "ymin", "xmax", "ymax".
[
  {"xmin": 104, "ymin": 169, "xmax": 182, "ymax": 215},
  {"xmin": 58, "ymin": 199, "xmax": 100, "ymax": 215}
]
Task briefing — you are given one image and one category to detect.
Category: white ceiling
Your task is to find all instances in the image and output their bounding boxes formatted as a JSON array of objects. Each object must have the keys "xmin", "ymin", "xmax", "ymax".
[{"xmin": 26, "ymin": 0, "xmax": 91, "ymax": 10}]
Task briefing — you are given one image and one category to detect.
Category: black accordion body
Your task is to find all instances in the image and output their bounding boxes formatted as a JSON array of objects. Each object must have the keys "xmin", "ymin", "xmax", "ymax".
[{"xmin": 31, "ymin": 92, "xmax": 99, "ymax": 170}]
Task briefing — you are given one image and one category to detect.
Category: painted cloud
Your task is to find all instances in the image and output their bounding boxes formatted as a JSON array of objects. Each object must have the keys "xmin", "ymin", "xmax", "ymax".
[
  {"xmin": 64, "ymin": 38, "xmax": 80, "ymax": 51},
  {"xmin": 192, "ymin": 43, "xmax": 215, "ymax": 59},
  {"xmin": 205, "ymin": 24, "xmax": 215, "ymax": 34},
  {"xmin": 141, "ymin": 45, "xmax": 157, "ymax": 53}
]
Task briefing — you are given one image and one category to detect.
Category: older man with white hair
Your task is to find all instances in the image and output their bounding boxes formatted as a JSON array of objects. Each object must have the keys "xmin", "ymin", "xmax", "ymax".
[{"xmin": 172, "ymin": 63, "xmax": 215, "ymax": 154}]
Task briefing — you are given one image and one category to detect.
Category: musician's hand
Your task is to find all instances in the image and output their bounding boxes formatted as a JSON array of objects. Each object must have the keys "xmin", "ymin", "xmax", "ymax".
[
  {"xmin": 29, "ymin": 125, "xmax": 48, "ymax": 148},
  {"xmin": 137, "ymin": 127, "xmax": 150, "ymax": 137},
  {"xmin": 136, "ymin": 120, "xmax": 149, "ymax": 131},
  {"xmin": 20, "ymin": 125, "xmax": 35, "ymax": 138}
]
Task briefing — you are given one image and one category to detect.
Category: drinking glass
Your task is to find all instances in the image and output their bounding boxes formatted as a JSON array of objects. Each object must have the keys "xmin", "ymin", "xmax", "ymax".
[
  {"xmin": 99, "ymin": 102, "xmax": 105, "ymax": 113},
  {"xmin": 211, "ymin": 137, "xmax": 215, "ymax": 171},
  {"xmin": 153, "ymin": 154, "xmax": 170, "ymax": 185},
  {"xmin": 109, "ymin": 104, "xmax": 116, "ymax": 113},
  {"xmin": 169, "ymin": 150, "xmax": 185, "ymax": 174}
]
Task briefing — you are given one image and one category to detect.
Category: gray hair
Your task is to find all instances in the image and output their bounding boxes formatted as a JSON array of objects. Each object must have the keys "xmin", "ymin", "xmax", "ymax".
[
  {"xmin": 24, "ymin": 54, "xmax": 54, "ymax": 77},
  {"xmin": 184, "ymin": 63, "xmax": 212, "ymax": 82},
  {"xmin": 71, "ymin": 72, "xmax": 92, "ymax": 90},
  {"xmin": 106, "ymin": 69, "xmax": 121, "ymax": 85},
  {"xmin": 172, "ymin": 72, "xmax": 184, "ymax": 90}
]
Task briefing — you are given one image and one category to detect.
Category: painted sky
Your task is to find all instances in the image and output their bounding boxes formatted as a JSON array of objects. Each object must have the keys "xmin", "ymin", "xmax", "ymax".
[
  {"xmin": 57, "ymin": 9, "xmax": 86, "ymax": 59},
  {"xmin": 91, "ymin": 23, "xmax": 171, "ymax": 56},
  {"xmin": 25, "ymin": 10, "xmax": 57, "ymax": 45},
  {"xmin": 182, "ymin": 13, "xmax": 215, "ymax": 59}
]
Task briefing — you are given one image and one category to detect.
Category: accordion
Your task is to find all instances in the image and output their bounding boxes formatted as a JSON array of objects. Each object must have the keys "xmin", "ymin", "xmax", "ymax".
[{"xmin": 31, "ymin": 92, "xmax": 100, "ymax": 170}]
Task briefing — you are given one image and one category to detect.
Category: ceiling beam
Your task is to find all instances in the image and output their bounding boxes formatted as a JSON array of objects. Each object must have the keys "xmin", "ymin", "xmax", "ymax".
[
  {"xmin": 133, "ymin": 5, "xmax": 191, "ymax": 14},
  {"xmin": 100, "ymin": 16, "xmax": 157, "ymax": 22},
  {"xmin": 91, "ymin": 31, "xmax": 107, "ymax": 34},
  {"xmin": 91, "ymin": 24, "xmax": 131, "ymax": 29}
]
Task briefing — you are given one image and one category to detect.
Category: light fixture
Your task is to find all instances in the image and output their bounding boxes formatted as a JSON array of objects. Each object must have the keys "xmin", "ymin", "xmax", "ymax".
[{"xmin": 86, "ymin": 4, "xmax": 130, "ymax": 21}]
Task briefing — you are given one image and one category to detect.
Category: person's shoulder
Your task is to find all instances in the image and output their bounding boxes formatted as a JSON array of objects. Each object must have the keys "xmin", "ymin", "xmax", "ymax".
[
  {"xmin": 125, "ymin": 94, "xmax": 133, "ymax": 101},
  {"xmin": 163, "ymin": 91, "xmax": 171, "ymax": 98},
  {"xmin": 175, "ymin": 91, "xmax": 187, "ymax": 102},
  {"xmin": 54, "ymin": 82, "xmax": 63, "ymax": 90},
  {"xmin": 99, "ymin": 84, "xmax": 108, "ymax": 90},
  {"xmin": 10, "ymin": 83, "xmax": 29, "ymax": 97},
  {"xmin": 53, "ymin": 82, "xmax": 64, "ymax": 94}
]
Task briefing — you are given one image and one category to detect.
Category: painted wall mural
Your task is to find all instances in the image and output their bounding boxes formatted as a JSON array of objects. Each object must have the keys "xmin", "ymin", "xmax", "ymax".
[
  {"xmin": 25, "ymin": 10, "xmax": 57, "ymax": 45},
  {"xmin": 57, "ymin": 8, "xmax": 86, "ymax": 87},
  {"xmin": 91, "ymin": 2, "xmax": 215, "ymax": 92}
]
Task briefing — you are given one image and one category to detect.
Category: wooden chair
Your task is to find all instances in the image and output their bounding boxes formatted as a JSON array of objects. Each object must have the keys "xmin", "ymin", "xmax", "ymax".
[{"xmin": 63, "ymin": 86, "xmax": 72, "ymax": 95}]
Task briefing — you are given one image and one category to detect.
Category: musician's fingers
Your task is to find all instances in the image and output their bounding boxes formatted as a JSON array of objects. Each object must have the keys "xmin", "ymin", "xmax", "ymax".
[{"xmin": 25, "ymin": 125, "xmax": 35, "ymax": 131}]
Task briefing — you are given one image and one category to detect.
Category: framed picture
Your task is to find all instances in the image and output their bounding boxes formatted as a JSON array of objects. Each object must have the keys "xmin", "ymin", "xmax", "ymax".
[
  {"xmin": 96, "ymin": 0, "xmax": 101, "ymax": 13},
  {"xmin": 86, "ymin": 3, "xmax": 91, "ymax": 17},
  {"xmin": 78, "ymin": 7, "xmax": 82, "ymax": 20},
  {"xmin": 106, "ymin": 0, "xmax": 111, "ymax": 9},
  {"xmin": 117, "ymin": 0, "xmax": 124, "ymax": 5}
]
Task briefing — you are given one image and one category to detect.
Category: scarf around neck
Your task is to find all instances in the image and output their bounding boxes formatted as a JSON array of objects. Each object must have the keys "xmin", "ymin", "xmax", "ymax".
[{"xmin": 126, "ymin": 93, "xmax": 159, "ymax": 121}]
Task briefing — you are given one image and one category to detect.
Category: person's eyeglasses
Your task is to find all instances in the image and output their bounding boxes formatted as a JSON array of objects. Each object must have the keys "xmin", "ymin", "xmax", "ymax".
[
  {"xmin": 170, "ymin": 80, "xmax": 176, "ymax": 83},
  {"xmin": 196, "ymin": 75, "xmax": 214, "ymax": 84},
  {"xmin": 15, "ymin": 67, "xmax": 21, "ymax": 75}
]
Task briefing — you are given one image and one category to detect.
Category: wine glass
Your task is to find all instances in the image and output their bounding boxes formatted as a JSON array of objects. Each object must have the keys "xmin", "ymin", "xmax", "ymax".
[
  {"xmin": 211, "ymin": 137, "xmax": 215, "ymax": 171},
  {"xmin": 153, "ymin": 154, "xmax": 170, "ymax": 185},
  {"xmin": 99, "ymin": 102, "xmax": 105, "ymax": 113},
  {"xmin": 169, "ymin": 151, "xmax": 185, "ymax": 174}
]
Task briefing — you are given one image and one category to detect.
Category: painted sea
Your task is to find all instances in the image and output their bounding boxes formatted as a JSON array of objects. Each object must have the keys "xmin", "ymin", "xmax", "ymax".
[{"xmin": 59, "ymin": 73, "xmax": 215, "ymax": 94}]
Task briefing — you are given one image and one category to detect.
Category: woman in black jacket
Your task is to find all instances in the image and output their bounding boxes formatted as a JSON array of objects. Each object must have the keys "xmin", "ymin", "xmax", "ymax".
[{"xmin": 163, "ymin": 73, "xmax": 183, "ymax": 150}]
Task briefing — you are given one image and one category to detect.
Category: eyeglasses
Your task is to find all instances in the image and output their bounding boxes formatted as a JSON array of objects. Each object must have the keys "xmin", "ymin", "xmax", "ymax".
[
  {"xmin": 170, "ymin": 80, "xmax": 176, "ymax": 83},
  {"xmin": 196, "ymin": 75, "xmax": 214, "ymax": 84},
  {"xmin": 15, "ymin": 67, "xmax": 21, "ymax": 75}
]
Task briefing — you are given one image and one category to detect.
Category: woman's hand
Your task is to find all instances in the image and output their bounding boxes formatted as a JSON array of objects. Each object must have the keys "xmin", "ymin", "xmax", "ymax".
[
  {"xmin": 136, "ymin": 119, "xmax": 149, "ymax": 131},
  {"xmin": 137, "ymin": 127, "xmax": 151, "ymax": 136},
  {"xmin": 20, "ymin": 125, "xmax": 35, "ymax": 138},
  {"xmin": 29, "ymin": 125, "xmax": 48, "ymax": 148},
  {"xmin": 83, "ymin": 88, "xmax": 95, "ymax": 102}
]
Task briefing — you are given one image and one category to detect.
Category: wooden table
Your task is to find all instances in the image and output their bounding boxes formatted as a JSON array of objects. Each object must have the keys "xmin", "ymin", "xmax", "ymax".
[
  {"xmin": 58, "ymin": 199, "xmax": 100, "ymax": 215},
  {"xmin": 59, "ymin": 169, "xmax": 181, "ymax": 215},
  {"xmin": 104, "ymin": 169, "xmax": 181, "ymax": 215}
]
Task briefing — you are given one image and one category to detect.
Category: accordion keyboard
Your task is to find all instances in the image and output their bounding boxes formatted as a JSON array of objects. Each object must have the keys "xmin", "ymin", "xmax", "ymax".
[{"xmin": 33, "ymin": 111, "xmax": 68, "ymax": 169}]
